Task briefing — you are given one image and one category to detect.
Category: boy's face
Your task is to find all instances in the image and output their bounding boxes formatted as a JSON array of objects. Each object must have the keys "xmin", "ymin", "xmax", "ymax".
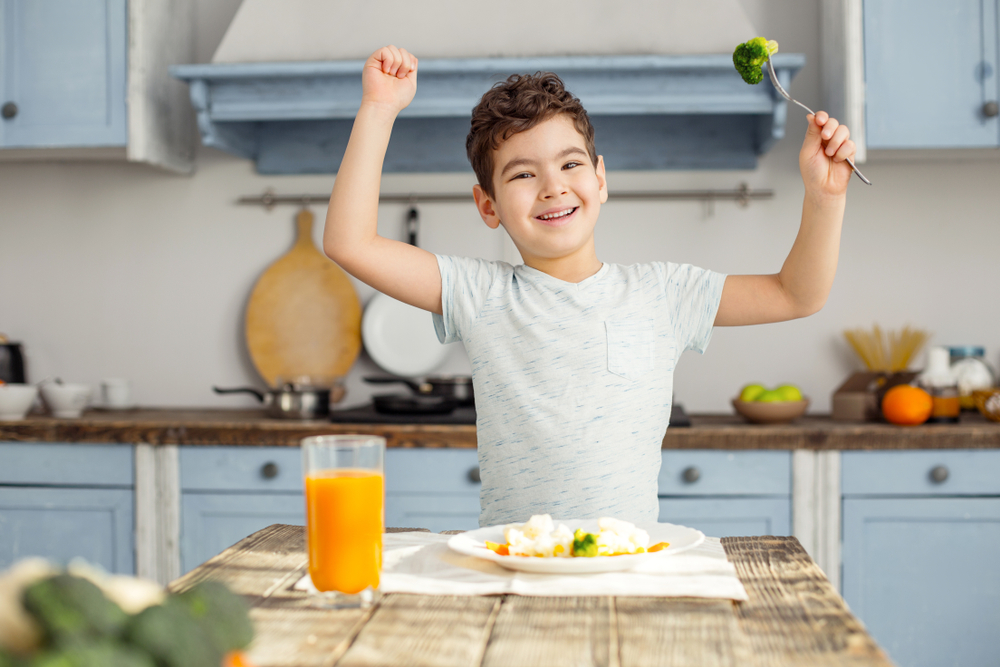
[{"xmin": 473, "ymin": 114, "xmax": 607, "ymax": 266}]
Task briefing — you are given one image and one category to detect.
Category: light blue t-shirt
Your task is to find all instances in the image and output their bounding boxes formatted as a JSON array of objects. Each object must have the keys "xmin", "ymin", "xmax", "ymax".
[{"xmin": 433, "ymin": 256, "xmax": 726, "ymax": 527}]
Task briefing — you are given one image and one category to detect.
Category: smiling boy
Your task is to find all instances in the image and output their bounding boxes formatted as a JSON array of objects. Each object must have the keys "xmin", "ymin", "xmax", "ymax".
[{"xmin": 324, "ymin": 46, "xmax": 855, "ymax": 526}]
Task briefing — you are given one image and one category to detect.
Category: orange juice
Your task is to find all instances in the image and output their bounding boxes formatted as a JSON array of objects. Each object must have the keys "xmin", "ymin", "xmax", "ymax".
[{"xmin": 305, "ymin": 470, "xmax": 383, "ymax": 594}]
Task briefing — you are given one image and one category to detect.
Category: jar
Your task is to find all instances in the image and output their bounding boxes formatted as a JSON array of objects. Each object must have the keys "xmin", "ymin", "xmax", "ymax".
[
  {"xmin": 918, "ymin": 347, "xmax": 961, "ymax": 423},
  {"xmin": 949, "ymin": 346, "xmax": 996, "ymax": 409}
]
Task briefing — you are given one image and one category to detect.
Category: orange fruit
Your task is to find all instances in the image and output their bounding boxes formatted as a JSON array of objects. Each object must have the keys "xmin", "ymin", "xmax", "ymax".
[{"xmin": 881, "ymin": 385, "xmax": 933, "ymax": 425}]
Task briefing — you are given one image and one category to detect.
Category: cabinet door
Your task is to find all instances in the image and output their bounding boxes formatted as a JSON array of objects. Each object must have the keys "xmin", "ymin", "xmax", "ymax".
[
  {"xmin": 385, "ymin": 493, "xmax": 481, "ymax": 533},
  {"xmin": 0, "ymin": 486, "xmax": 134, "ymax": 574},
  {"xmin": 0, "ymin": 0, "xmax": 127, "ymax": 147},
  {"xmin": 842, "ymin": 497, "xmax": 1000, "ymax": 667},
  {"xmin": 180, "ymin": 493, "xmax": 305, "ymax": 575},
  {"xmin": 657, "ymin": 497, "xmax": 791, "ymax": 538},
  {"xmin": 864, "ymin": 0, "xmax": 1000, "ymax": 148}
]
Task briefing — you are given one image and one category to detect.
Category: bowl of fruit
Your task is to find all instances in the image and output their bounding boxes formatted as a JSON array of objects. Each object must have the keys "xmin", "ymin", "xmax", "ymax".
[{"xmin": 732, "ymin": 384, "xmax": 809, "ymax": 424}]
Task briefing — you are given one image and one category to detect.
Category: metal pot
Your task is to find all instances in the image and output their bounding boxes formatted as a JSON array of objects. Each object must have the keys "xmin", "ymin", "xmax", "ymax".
[
  {"xmin": 364, "ymin": 375, "xmax": 474, "ymax": 407},
  {"xmin": 213, "ymin": 383, "xmax": 340, "ymax": 419}
]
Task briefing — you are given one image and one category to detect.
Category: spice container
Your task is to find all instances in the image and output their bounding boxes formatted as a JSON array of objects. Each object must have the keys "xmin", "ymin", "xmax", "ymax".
[
  {"xmin": 948, "ymin": 346, "xmax": 996, "ymax": 409},
  {"xmin": 917, "ymin": 347, "xmax": 961, "ymax": 423}
]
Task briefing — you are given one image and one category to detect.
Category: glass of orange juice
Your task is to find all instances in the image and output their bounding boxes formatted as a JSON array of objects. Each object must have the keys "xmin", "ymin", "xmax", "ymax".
[{"xmin": 301, "ymin": 434, "xmax": 385, "ymax": 609}]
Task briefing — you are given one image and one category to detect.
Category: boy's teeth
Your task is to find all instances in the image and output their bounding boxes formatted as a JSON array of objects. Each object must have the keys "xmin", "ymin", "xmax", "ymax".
[{"xmin": 538, "ymin": 207, "xmax": 575, "ymax": 220}]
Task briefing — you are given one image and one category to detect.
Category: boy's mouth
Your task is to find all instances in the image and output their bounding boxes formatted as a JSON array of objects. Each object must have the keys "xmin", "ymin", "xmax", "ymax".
[{"xmin": 534, "ymin": 206, "xmax": 578, "ymax": 227}]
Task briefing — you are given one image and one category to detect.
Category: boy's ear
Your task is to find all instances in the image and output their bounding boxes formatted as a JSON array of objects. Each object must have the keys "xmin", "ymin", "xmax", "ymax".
[
  {"xmin": 473, "ymin": 184, "xmax": 503, "ymax": 230},
  {"xmin": 596, "ymin": 155, "xmax": 608, "ymax": 204}
]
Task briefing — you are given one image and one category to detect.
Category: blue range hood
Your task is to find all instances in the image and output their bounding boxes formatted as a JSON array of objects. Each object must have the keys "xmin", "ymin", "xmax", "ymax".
[{"xmin": 172, "ymin": 53, "xmax": 803, "ymax": 174}]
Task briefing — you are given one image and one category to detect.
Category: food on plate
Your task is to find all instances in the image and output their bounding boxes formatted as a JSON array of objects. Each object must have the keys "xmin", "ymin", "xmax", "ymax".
[
  {"xmin": 732, "ymin": 37, "xmax": 779, "ymax": 85},
  {"xmin": 483, "ymin": 515, "xmax": 670, "ymax": 558}
]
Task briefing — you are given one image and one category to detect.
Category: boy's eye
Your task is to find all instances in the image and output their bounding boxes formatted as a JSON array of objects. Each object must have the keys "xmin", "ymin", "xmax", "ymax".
[
  {"xmin": 563, "ymin": 161, "xmax": 581, "ymax": 169},
  {"xmin": 511, "ymin": 172, "xmax": 532, "ymax": 180}
]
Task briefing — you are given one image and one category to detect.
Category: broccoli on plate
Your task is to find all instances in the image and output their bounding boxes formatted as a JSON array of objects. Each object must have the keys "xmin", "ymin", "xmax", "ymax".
[
  {"xmin": 733, "ymin": 37, "xmax": 779, "ymax": 85},
  {"xmin": 571, "ymin": 530, "xmax": 599, "ymax": 558}
]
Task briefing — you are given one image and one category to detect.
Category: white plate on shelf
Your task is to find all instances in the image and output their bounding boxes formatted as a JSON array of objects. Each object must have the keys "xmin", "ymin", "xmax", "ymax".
[
  {"xmin": 447, "ymin": 520, "xmax": 705, "ymax": 574},
  {"xmin": 362, "ymin": 292, "xmax": 449, "ymax": 377}
]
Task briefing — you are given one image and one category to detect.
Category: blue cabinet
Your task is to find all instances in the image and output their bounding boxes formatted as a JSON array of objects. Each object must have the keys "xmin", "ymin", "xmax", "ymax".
[
  {"xmin": 842, "ymin": 450, "xmax": 1000, "ymax": 667},
  {"xmin": 0, "ymin": 0, "xmax": 127, "ymax": 148},
  {"xmin": 658, "ymin": 450, "xmax": 792, "ymax": 537},
  {"xmin": 0, "ymin": 442, "xmax": 135, "ymax": 574},
  {"xmin": 863, "ymin": 0, "xmax": 1000, "ymax": 148},
  {"xmin": 384, "ymin": 449, "xmax": 481, "ymax": 533}
]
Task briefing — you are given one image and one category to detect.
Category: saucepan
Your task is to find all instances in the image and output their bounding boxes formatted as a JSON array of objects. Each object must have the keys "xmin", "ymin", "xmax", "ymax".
[
  {"xmin": 364, "ymin": 375, "xmax": 474, "ymax": 407},
  {"xmin": 213, "ymin": 380, "xmax": 346, "ymax": 420}
]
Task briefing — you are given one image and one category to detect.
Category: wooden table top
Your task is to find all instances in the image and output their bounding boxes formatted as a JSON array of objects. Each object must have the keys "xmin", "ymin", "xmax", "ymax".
[{"xmin": 170, "ymin": 524, "xmax": 895, "ymax": 667}]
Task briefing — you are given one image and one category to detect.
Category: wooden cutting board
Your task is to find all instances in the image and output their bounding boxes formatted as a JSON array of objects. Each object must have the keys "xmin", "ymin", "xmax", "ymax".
[{"xmin": 245, "ymin": 209, "xmax": 361, "ymax": 386}]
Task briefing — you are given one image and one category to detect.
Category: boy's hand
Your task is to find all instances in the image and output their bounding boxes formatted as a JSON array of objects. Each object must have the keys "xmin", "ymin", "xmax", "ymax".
[
  {"xmin": 799, "ymin": 111, "xmax": 855, "ymax": 199},
  {"xmin": 361, "ymin": 45, "xmax": 418, "ymax": 115}
]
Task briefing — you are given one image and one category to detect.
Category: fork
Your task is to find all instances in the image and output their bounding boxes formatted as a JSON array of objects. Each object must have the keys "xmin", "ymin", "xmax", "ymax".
[{"xmin": 767, "ymin": 60, "xmax": 872, "ymax": 185}]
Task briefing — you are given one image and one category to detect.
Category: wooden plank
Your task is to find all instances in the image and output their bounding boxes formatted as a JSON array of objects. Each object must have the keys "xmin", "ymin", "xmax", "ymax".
[
  {"xmin": 721, "ymin": 536, "xmax": 894, "ymax": 666},
  {"xmin": 482, "ymin": 596, "xmax": 615, "ymax": 667},
  {"xmin": 616, "ymin": 597, "xmax": 750, "ymax": 667},
  {"xmin": 337, "ymin": 594, "xmax": 499, "ymax": 667}
]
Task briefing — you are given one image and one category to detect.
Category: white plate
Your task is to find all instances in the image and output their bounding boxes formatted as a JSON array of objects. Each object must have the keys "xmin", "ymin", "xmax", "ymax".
[
  {"xmin": 447, "ymin": 520, "xmax": 705, "ymax": 574},
  {"xmin": 362, "ymin": 292, "xmax": 449, "ymax": 377}
]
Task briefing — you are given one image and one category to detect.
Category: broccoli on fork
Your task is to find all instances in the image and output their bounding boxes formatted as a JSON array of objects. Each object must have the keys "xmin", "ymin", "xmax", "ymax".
[{"xmin": 733, "ymin": 37, "xmax": 779, "ymax": 85}]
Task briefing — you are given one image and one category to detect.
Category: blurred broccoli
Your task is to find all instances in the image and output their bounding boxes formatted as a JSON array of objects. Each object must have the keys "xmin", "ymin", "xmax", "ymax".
[
  {"xmin": 732, "ymin": 37, "xmax": 779, "ymax": 84},
  {"xmin": 572, "ymin": 530, "xmax": 599, "ymax": 558}
]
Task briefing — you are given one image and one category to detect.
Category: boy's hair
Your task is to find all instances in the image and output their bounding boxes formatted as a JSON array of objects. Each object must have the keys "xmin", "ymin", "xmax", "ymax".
[{"xmin": 466, "ymin": 72, "xmax": 597, "ymax": 199}]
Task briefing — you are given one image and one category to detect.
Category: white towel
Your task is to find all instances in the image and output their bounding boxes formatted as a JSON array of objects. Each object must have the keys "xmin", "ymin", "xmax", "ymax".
[{"xmin": 295, "ymin": 532, "xmax": 747, "ymax": 600}]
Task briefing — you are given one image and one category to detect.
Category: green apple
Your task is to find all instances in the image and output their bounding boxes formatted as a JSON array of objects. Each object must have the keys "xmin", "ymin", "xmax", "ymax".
[
  {"xmin": 775, "ymin": 384, "xmax": 803, "ymax": 402},
  {"xmin": 756, "ymin": 389, "xmax": 785, "ymax": 403},
  {"xmin": 739, "ymin": 383, "xmax": 767, "ymax": 402}
]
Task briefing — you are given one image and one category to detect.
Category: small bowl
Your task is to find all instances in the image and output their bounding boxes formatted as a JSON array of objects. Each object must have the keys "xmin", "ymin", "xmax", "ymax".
[
  {"xmin": 40, "ymin": 383, "xmax": 93, "ymax": 418},
  {"xmin": 0, "ymin": 383, "xmax": 39, "ymax": 421},
  {"xmin": 973, "ymin": 388, "xmax": 1000, "ymax": 422},
  {"xmin": 732, "ymin": 397, "xmax": 810, "ymax": 424}
]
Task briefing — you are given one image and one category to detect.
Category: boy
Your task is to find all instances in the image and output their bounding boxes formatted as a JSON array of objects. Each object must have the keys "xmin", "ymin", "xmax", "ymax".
[{"xmin": 324, "ymin": 45, "xmax": 856, "ymax": 526}]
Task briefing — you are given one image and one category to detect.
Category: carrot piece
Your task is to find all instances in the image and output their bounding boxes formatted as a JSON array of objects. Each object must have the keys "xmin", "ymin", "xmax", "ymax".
[
  {"xmin": 223, "ymin": 651, "xmax": 256, "ymax": 667},
  {"xmin": 648, "ymin": 541, "xmax": 670, "ymax": 552},
  {"xmin": 485, "ymin": 541, "xmax": 509, "ymax": 556}
]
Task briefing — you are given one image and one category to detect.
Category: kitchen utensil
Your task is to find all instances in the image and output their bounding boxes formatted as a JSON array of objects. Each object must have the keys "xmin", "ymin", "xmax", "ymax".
[
  {"xmin": 973, "ymin": 388, "xmax": 1000, "ymax": 422},
  {"xmin": 0, "ymin": 383, "xmax": 38, "ymax": 421},
  {"xmin": 361, "ymin": 207, "xmax": 449, "ymax": 377},
  {"xmin": 0, "ymin": 335, "xmax": 26, "ymax": 384},
  {"xmin": 101, "ymin": 378, "xmax": 132, "ymax": 409},
  {"xmin": 39, "ymin": 382, "xmax": 92, "ymax": 418},
  {"xmin": 948, "ymin": 346, "xmax": 995, "ymax": 409},
  {"xmin": 766, "ymin": 59, "xmax": 871, "ymax": 186},
  {"xmin": 364, "ymin": 375, "xmax": 474, "ymax": 406},
  {"xmin": 447, "ymin": 521, "xmax": 705, "ymax": 574},
  {"xmin": 731, "ymin": 397, "xmax": 810, "ymax": 424},
  {"xmin": 245, "ymin": 208, "xmax": 362, "ymax": 387},
  {"xmin": 371, "ymin": 393, "xmax": 458, "ymax": 415},
  {"xmin": 213, "ymin": 381, "xmax": 344, "ymax": 420}
]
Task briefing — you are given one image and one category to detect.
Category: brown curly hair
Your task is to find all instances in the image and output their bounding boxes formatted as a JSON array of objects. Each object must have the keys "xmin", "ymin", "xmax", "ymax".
[{"xmin": 467, "ymin": 72, "xmax": 597, "ymax": 199}]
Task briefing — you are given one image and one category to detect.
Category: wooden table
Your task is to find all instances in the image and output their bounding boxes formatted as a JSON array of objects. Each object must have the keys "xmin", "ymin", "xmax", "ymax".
[{"xmin": 170, "ymin": 525, "xmax": 895, "ymax": 667}]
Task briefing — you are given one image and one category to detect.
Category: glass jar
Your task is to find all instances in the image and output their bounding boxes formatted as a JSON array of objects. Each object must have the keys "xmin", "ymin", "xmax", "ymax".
[
  {"xmin": 949, "ymin": 346, "xmax": 996, "ymax": 409},
  {"xmin": 918, "ymin": 347, "xmax": 961, "ymax": 423}
]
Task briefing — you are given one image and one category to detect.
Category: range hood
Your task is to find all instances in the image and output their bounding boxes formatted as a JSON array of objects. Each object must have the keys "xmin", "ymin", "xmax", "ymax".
[{"xmin": 171, "ymin": 0, "xmax": 803, "ymax": 174}]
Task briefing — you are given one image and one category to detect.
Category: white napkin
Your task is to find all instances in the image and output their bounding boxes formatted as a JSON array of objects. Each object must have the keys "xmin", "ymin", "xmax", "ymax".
[{"xmin": 295, "ymin": 532, "xmax": 747, "ymax": 600}]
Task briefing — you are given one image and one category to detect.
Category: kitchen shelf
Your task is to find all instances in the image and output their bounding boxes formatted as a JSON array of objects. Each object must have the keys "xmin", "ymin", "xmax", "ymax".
[{"xmin": 171, "ymin": 54, "xmax": 804, "ymax": 174}]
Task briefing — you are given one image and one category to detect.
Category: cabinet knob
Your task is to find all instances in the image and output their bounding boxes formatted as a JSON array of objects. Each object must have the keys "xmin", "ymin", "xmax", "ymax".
[
  {"xmin": 930, "ymin": 465, "xmax": 949, "ymax": 484},
  {"xmin": 682, "ymin": 466, "xmax": 701, "ymax": 484},
  {"xmin": 468, "ymin": 466, "xmax": 481, "ymax": 483},
  {"xmin": 261, "ymin": 462, "xmax": 279, "ymax": 479},
  {"xmin": 1, "ymin": 102, "xmax": 17, "ymax": 119},
  {"xmin": 984, "ymin": 101, "xmax": 1000, "ymax": 118}
]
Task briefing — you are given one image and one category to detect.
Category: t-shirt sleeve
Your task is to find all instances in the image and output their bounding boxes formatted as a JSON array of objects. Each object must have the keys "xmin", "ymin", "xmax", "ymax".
[
  {"xmin": 432, "ymin": 254, "xmax": 505, "ymax": 344},
  {"xmin": 660, "ymin": 262, "xmax": 727, "ymax": 354}
]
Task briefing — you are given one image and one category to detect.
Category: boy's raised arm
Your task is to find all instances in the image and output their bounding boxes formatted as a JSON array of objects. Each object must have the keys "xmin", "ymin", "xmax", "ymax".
[
  {"xmin": 714, "ymin": 111, "xmax": 853, "ymax": 326},
  {"xmin": 323, "ymin": 46, "xmax": 443, "ymax": 315}
]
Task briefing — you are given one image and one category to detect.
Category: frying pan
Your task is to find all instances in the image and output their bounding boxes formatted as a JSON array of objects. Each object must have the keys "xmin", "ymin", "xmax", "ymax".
[
  {"xmin": 364, "ymin": 375, "xmax": 474, "ymax": 407},
  {"xmin": 372, "ymin": 393, "xmax": 458, "ymax": 415},
  {"xmin": 361, "ymin": 207, "xmax": 449, "ymax": 377}
]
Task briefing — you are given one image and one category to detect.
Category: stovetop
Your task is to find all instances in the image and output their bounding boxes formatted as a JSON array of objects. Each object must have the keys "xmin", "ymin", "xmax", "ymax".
[{"xmin": 329, "ymin": 403, "xmax": 691, "ymax": 427}]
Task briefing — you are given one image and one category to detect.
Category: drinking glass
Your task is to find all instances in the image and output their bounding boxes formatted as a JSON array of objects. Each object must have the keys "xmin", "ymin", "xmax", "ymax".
[{"xmin": 301, "ymin": 434, "xmax": 385, "ymax": 608}]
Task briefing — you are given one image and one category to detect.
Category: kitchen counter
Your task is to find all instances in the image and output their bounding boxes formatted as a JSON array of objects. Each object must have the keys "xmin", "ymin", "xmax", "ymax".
[{"xmin": 1, "ymin": 408, "xmax": 998, "ymax": 449}]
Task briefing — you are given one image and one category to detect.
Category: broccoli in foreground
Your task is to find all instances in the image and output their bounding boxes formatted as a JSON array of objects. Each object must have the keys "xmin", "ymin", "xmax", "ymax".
[
  {"xmin": 733, "ymin": 37, "xmax": 779, "ymax": 85},
  {"xmin": 572, "ymin": 529, "xmax": 599, "ymax": 558}
]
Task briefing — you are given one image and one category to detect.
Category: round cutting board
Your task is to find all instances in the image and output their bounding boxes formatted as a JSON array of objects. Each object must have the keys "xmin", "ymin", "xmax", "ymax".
[{"xmin": 245, "ymin": 209, "xmax": 362, "ymax": 386}]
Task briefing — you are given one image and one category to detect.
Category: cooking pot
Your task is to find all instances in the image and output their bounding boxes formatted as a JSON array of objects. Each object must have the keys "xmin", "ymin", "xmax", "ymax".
[
  {"xmin": 213, "ymin": 382, "xmax": 344, "ymax": 420},
  {"xmin": 0, "ymin": 336, "xmax": 26, "ymax": 384},
  {"xmin": 364, "ymin": 375, "xmax": 474, "ymax": 407}
]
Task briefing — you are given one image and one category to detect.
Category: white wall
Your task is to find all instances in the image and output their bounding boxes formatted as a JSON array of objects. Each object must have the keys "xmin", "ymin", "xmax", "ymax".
[{"xmin": 1, "ymin": 0, "xmax": 998, "ymax": 412}]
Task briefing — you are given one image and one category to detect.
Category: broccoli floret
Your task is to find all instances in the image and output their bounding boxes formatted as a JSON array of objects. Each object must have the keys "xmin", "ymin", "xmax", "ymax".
[
  {"xmin": 572, "ymin": 529, "xmax": 599, "ymax": 558},
  {"xmin": 733, "ymin": 37, "xmax": 779, "ymax": 85}
]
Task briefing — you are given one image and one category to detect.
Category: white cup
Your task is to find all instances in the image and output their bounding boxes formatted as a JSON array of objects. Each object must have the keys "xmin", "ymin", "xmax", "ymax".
[
  {"xmin": 40, "ymin": 383, "xmax": 92, "ymax": 418},
  {"xmin": 101, "ymin": 378, "xmax": 132, "ymax": 408}
]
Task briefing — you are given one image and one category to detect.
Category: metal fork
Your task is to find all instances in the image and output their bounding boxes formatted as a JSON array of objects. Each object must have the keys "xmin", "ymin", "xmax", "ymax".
[{"xmin": 767, "ymin": 60, "xmax": 872, "ymax": 185}]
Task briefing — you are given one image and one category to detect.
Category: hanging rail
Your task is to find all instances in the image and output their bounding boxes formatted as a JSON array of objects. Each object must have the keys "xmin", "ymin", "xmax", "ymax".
[{"xmin": 237, "ymin": 183, "xmax": 773, "ymax": 210}]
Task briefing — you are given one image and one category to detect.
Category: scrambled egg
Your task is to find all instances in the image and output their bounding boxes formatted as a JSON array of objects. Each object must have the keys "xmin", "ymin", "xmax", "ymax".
[{"xmin": 502, "ymin": 515, "xmax": 650, "ymax": 558}]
